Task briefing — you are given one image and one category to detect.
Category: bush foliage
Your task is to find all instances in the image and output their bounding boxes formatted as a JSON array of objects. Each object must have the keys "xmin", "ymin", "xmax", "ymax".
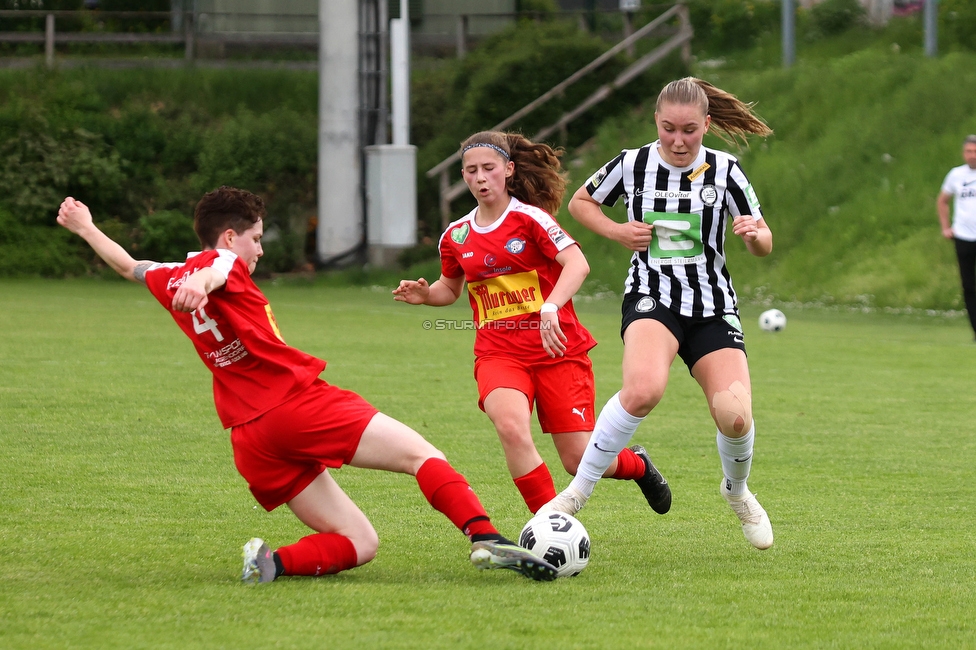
[
  {"xmin": 686, "ymin": 0, "xmax": 781, "ymax": 56},
  {"xmin": 809, "ymin": 0, "xmax": 866, "ymax": 36},
  {"xmin": 940, "ymin": 0, "xmax": 976, "ymax": 52},
  {"xmin": 0, "ymin": 68, "xmax": 318, "ymax": 276}
]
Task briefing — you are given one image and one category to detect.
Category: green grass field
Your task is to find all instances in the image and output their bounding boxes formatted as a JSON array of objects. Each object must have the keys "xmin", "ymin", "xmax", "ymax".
[{"xmin": 1, "ymin": 279, "xmax": 974, "ymax": 649}]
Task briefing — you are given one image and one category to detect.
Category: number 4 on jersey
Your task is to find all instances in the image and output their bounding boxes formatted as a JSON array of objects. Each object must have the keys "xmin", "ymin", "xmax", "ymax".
[{"xmin": 192, "ymin": 306, "xmax": 225, "ymax": 342}]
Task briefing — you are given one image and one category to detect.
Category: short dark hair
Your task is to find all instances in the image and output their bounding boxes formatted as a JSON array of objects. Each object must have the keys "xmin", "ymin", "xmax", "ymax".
[{"xmin": 193, "ymin": 187, "xmax": 266, "ymax": 248}]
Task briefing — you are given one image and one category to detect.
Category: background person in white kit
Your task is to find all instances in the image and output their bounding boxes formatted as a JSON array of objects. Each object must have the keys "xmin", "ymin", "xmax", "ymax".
[
  {"xmin": 937, "ymin": 134, "xmax": 976, "ymax": 341},
  {"xmin": 540, "ymin": 77, "xmax": 776, "ymax": 550}
]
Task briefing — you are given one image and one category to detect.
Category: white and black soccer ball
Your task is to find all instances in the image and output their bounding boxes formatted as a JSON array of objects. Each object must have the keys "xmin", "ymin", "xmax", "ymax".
[
  {"xmin": 519, "ymin": 511, "xmax": 590, "ymax": 578},
  {"xmin": 758, "ymin": 309, "xmax": 787, "ymax": 332}
]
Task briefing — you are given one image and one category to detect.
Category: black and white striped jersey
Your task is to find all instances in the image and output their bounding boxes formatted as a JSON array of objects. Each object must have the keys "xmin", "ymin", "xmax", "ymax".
[{"xmin": 585, "ymin": 141, "xmax": 764, "ymax": 318}]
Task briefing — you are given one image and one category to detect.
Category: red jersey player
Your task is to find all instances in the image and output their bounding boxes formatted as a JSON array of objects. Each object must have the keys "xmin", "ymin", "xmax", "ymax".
[
  {"xmin": 394, "ymin": 131, "xmax": 672, "ymax": 516},
  {"xmin": 56, "ymin": 186, "xmax": 557, "ymax": 583}
]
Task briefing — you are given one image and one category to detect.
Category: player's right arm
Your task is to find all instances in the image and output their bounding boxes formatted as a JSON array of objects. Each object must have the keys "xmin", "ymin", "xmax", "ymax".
[
  {"xmin": 57, "ymin": 197, "xmax": 156, "ymax": 283},
  {"xmin": 937, "ymin": 190, "xmax": 954, "ymax": 239},
  {"xmin": 393, "ymin": 274, "xmax": 464, "ymax": 306},
  {"xmin": 568, "ymin": 185, "xmax": 653, "ymax": 252}
]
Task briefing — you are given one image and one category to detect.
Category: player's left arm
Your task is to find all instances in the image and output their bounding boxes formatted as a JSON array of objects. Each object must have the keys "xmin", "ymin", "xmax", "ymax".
[
  {"xmin": 538, "ymin": 244, "xmax": 590, "ymax": 358},
  {"xmin": 733, "ymin": 214, "xmax": 772, "ymax": 257},
  {"xmin": 170, "ymin": 266, "xmax": 227, "ymax": 313},
  {"xmin": 547, "ymin": 244, "xmax": 590, "ymax": 309},
  {"xmin": 728, "ymin": 164, "xmax": 772, "ymax": 257}
]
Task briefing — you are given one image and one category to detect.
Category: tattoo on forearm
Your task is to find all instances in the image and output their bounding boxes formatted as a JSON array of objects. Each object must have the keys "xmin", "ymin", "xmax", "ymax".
[{"xmin": 133, "ymin": 262, "xmax": 152, "ymax": 283}]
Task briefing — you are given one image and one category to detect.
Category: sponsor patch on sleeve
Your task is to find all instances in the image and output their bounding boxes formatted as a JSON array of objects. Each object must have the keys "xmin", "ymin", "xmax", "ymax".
[
  {"xmin": 587, "ymin": 165, "xmax": 608, "ymax": 189},
  {"xmin": 744, "ymin": 183, "xmax": 760, "ymax": 211},
  {"xmin": 547, "ymin": 225, "xmax": 567, "ymax": 245}
]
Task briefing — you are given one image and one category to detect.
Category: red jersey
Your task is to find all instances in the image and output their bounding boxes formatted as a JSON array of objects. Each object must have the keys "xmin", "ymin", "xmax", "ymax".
[
  {"xmin": 144, "ymin": 249, "xmax": 325, "ymax": 428},
  {"xmin": 438, "ymin": 197, "xmax": 597, "ymax": 363}
]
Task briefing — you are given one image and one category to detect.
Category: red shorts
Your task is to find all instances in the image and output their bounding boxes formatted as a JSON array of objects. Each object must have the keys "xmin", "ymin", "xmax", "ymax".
[
  {"xmin": 474, "ymin": 354, "xmax": 596, "ymax": 434},
  {"xmin": 230, "ymin": 378, "xmax": 378, "ymax": 511}
]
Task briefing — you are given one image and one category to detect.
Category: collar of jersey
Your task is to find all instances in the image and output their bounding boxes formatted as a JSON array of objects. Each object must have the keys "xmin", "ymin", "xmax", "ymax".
[
  {"xmin": 651, "ymin": 140, "xmax": 707, "ymax": 173},
  {"xmin": 468, "ymin": 196, "xmax": 517, "ymax": 234},
  {"xmin": 185, "ymin": 249, "xmax": 239, "ymax": 262}
]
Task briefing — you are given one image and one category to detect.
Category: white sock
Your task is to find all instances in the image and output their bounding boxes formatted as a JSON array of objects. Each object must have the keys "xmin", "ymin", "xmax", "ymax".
[
  {"xmin": 569, "ymin": 392, "xmax": 644, "ymax": 498},
  {"xmin": 716, "ymin": 422, "xmax": 755, "ymax": 497}
]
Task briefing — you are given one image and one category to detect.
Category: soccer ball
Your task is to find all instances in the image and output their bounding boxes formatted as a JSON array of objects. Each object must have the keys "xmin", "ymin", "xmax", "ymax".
[
  {"xmin": 519, "ymin": 511, "xmax": 590, "ymax": 578},
  {"xmin": 758, "ymin": 309, "xmax": 787, "ymax": 332}
]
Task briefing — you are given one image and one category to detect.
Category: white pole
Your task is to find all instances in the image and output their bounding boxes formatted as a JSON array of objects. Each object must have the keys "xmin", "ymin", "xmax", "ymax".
[
  {"xmin": 45, "ymin": 14, "xmax": 55, "ymax": 69},
  {"xmin": 390, "ymin": 0, "xmax": 410, "ymax": 145},
  {"xmin": 318, "ymin": 0, "xmax": 362, "ymax": 264}
]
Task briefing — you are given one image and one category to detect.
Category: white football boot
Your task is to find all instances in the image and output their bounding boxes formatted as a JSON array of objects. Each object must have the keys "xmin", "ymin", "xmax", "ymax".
[
  {"xmin": 537, "ymin": 486, "xmax": 588, "ymax": 516},
  {"xmin": 241, "ymin": 538, "xmax": 276, "ymax": 584},
  {"xmin": 721, "ymin": 480, "xmax": 773, "ymax": 550}
]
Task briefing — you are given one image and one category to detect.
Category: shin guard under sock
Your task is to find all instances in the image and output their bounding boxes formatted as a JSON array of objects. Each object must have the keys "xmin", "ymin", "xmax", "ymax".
[
  {"xmin": 416, "ymin": 457, "xmax": 497, "ymax": 538},
  {"xmin": 276, "ymin": 533, "xmax": 358, "ymax": 577},
  {"xmin": 513, "ymin": 462, "xmax": 557, "ymax": 513}
]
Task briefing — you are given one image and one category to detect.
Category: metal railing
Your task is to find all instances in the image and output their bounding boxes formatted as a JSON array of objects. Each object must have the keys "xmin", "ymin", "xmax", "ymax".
[
  {"xmin": 422, "ymin": 7, "xmax": 667, "ymax": 59},
  {"xmin": 425, "ymin": 4, "xmax": 692, "ymax": 227},
  {"xmin": 1, "ymin": 6, "xmax": 681, "ymax": 71},
  {"xmin": 0, "ymin": 9, "xmax": 320, "ymax": 68}
]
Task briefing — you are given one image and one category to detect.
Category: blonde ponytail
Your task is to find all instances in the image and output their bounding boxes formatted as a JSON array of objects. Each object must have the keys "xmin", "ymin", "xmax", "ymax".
[{"xmin": 656, "ymin": 77, "xmax": 772, "ymax": 147}]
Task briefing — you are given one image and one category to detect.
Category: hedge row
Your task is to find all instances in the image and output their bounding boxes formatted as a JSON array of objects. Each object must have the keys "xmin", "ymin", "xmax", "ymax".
[{"xmin": 0, "ymin": 68, "xmax": 317, "ymax": 276}]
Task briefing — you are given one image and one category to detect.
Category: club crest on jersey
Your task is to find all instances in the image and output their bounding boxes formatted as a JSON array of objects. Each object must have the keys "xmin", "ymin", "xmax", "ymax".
[
  {"xmin": 547, "ymin": 225, "xmax": 567, "ymax": 245},
  {"xmin": 505, "ymin": 238, "xmax": 525, "ymax": 254},
  {"xmin": 723, "ymin": 314, "xmax": 743, "ymax": 333},
  {"xmin": 588, "ymin": 165, "xmax": 608, "ymax": 188},
  {"xmin": 451, "ymin": 223, "xmax": 470, "ymax": 244},
  {"xmin": 700, "ymin": 185, "xmax": 719, "ymax": 206},
  {"xmin": 484, "ymin": 253, "xmax": 497, "ymax": 266},
  {"xmin": 636, "ymin": 297, "xmax": 656, "ymax": 313}
]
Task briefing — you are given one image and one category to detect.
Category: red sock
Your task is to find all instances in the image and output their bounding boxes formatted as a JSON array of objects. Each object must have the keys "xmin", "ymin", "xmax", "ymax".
[
  {"xmin": 611, "ymin": 447, "xmax": 645, "ymax": 480},
  {"xmin": 276, "ymin": 533, "xmax": 358, "ymax": 577},
  {"xmin": 416, "ymin": 458, "xmax": 497, "ymax": 538},
  {"xmin": 513, "ymin": 462, "xmax": 557, "ymax": 513}
]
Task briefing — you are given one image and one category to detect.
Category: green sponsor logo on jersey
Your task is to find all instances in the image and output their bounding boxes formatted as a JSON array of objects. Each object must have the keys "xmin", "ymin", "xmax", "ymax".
[
  {"xmin": 643, "ymin": 211, "xmax": 704, "ymax": 263},
  {"xmin": 451, "ymin": 223, "xmax": 470, "ymax": 244}
]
